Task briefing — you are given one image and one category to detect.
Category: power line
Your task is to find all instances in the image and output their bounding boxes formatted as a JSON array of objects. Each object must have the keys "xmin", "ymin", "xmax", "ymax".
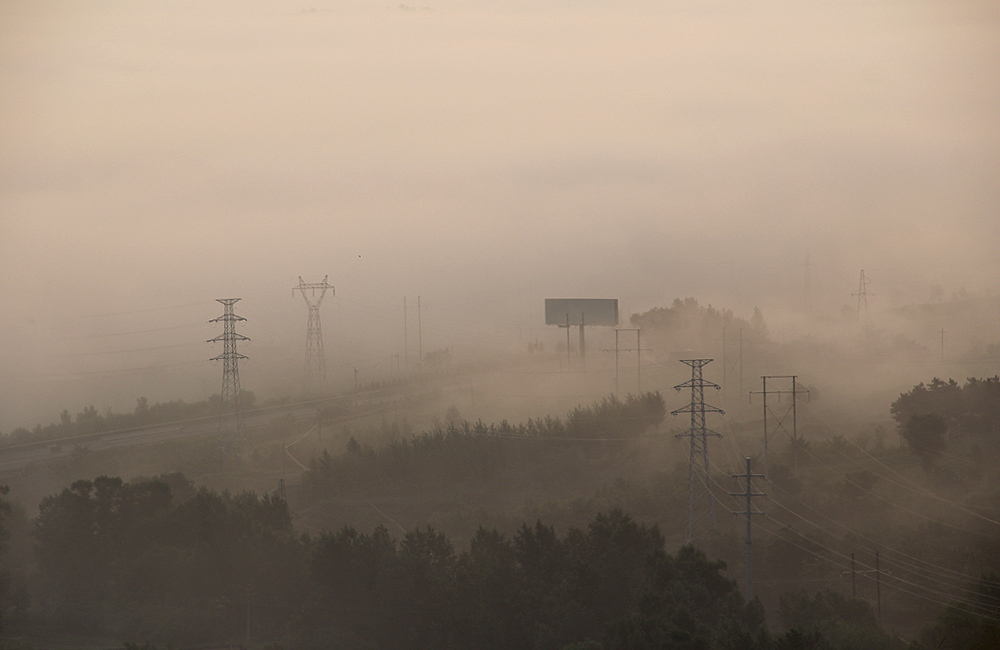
[
  {"xmin": 794, "ymin": 438, "xmax": 996, "ymax": 539},
  {"xmin": 717, "ymin": 433, "xmax": 999, "ymax": 602},
  {"xmin": 757, "ymin": 514, "xmax": 1000, "ymax": 623},
  {"xmin": 840, "ymin": 437, "xmax": 1000, "ymax": 528}
]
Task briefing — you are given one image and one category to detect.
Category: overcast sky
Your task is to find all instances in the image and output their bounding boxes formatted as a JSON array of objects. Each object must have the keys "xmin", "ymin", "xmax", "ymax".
[{"xmin": 1, "ymin": 0, "xmax": 998, "ymax": 430}]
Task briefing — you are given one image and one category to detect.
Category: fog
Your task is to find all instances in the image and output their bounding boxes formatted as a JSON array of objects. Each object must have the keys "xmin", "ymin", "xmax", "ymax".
[{"xmin": 1, "ymin": 0, "xmax": 998, "ymax": 431}]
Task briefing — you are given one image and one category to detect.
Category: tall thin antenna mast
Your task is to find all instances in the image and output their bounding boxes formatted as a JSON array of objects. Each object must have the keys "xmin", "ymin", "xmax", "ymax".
[
  {"xmin": 294, "ymin": 276, "xmax": 334, "ymax": 389},
  {"xmin": 672, "ymin": 358, "xmax": 724, "ymax": 542},
  {"xmin": 209, "ymin": 298, "xmax": 249, "ymax": 457}
]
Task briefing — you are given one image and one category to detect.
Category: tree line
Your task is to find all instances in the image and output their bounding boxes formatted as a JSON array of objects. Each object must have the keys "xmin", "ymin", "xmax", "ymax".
[
  {"xmin": 297, "ymin": 392, "xmax": 665, "ymax": 507},
  {"xmin": 0, "ymin": 472, "xmax": 928, "ymax": 650},
  {"xmin": 0, "ymin": 393, "xmax": 257, "ymax": 448}
]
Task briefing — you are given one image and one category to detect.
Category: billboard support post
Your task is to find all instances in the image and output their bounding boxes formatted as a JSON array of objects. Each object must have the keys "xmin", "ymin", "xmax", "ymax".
[
  {"xmin": 565, "ymin": 313, "xmax": 571, "ymax": 370},
  {"xmin": 545, "ymin": 299, "xmax": 618, "ymax": 373}
]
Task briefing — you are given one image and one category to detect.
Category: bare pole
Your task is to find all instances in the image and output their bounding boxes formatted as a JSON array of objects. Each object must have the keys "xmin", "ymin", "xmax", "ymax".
[
  {"xmin": 636, "ymin": 328, "xmax": 642, "ymax": 392},
  {"xmin": 723, "ymin": 326, "xmax": 727, "ymax": 405},
  {"xmin": 739, "ymin": 327, "xmax": 744, "ymax": 397},
  {"xmin": 208, "ymin": 298, "xmax": 249, "ymax": 458},
  {"xmin": 876, "ymin": 550, "xmax": 882, "ymax": 625},
  {"xmin": 762, "ymin": 376, "xmax": 768, "ymax": 473},
  {"xmin": 614, "ymin": 329, "xmax": 620, "ymax": 397},
  {"xmin": 792, "ymin": 375, "xmax": 799, "ymax": 472},
  {"xmin": 579, "ymin": 312, "xmax": 586, "ymax": 371},
  {"xmin": 852, "ymin": 553, "xmax": 857, "ymax": 597},
  {"xmin": 565, "ymin": 313, "xmax": 571, "ymax": 370}
]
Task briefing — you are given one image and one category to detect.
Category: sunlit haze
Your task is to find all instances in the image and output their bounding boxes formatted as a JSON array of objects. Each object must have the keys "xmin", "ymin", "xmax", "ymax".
[{"xmin": 2, "ymin": 0, "xmax": 998, "ymax": 431}]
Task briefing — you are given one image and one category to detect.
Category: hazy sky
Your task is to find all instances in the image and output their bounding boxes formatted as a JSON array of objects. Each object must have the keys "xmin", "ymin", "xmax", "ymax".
[{"xmin": 1, "ymin": 0, "xmax": 998, "ymax": 430}]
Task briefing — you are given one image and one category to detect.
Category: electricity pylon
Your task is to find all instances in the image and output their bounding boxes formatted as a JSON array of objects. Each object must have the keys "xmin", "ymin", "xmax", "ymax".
[
  {"xmin": 294, "ymin": 276, "xmax": 334, "ymax": 389},
  {"xmin": 853, "ymin": 269, "xmax": 873, "ymax": 321},
  {"xmin": 209, "ymin": 298, "xmax": 249, "ymax": 457},
  {"xmin": 672, "ymin": 358, "xmax": 724, "ymax": 543}
]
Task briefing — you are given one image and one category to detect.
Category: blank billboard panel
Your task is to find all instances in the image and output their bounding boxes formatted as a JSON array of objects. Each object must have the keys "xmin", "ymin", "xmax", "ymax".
[{"xmin": 545, "ymin": 299, "xmax": 619, "ymax": 326}]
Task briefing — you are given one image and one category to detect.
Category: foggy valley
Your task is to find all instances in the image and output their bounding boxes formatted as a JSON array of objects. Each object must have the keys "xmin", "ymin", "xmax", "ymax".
[{"xmin": 1, "ymin": 0, "xmax": 999, "ymax": 649}]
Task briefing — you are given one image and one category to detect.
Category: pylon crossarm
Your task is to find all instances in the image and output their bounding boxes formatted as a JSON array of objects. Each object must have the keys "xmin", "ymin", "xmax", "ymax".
[
  {"xmin": 211, "ymin": 353, "xmax": 248, "ymax": 362},
  {"xmin": 208, "ymin": 333, "xmax": 250, "ymax": 343},
  {"xmin": 672, "ymin": 406, "xmax": 724, "ymax": 416}
]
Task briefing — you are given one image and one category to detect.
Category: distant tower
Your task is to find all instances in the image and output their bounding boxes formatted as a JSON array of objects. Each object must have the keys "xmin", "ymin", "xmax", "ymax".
[
  {"xmin": 672, "ymin": 359, "xmax": 724, "ymax": 543},
  {"xmin": 209, "ymin": 298, "xmax": 249, "ymax": 457},
  {"xmin": 853, "ymin": 269, "xmax": 873, "ymax": 321},
  {"xmin": 294, "ymin": 276, "xmax": 334, "ymax": 389}
]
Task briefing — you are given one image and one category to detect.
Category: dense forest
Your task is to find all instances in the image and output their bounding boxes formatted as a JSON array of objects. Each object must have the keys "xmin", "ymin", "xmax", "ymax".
[
  {"xmin": 1, "ymin": 475, "xmax": 918, "ymax": 650},
  {"xmin": 2, "ymin": 380, "xmax": 1000, "ymax": 648}
]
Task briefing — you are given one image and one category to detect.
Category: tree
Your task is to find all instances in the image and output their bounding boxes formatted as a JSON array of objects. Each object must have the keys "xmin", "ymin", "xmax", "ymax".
[{"xmin": 901, "ymin": 412, "xmax": 948, "ymax": 470}]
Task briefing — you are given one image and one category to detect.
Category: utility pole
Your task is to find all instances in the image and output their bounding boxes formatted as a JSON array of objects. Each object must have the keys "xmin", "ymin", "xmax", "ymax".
[
  {"xmin": 208, "ymin": 298, "xmax": 249, "ymax": 458},
  {"xmin": 615, "ymin": 329, "xmax": 620, "ymax": 396},
  {"xmin": 876, "ymin": 550, "xmax": 882, "ymax": 625},
  {"xmin": 722, "ymin": 326, "xmax": 744, "ymax": 406},
  {"xmin": 841, "ymin": 550, "xmax": 888, "ymax": 623},
  {"xmin": 402, "ymin": 296, "xmax": 424, "ymax": 370},
  {"xmin": 294, "ymin": 276, "xmax": 334, "ymax": 389},
  {"xmin": 750, "ymin": 376, "xmax": 809, "ymax": 475},
  {"xmin": 673, "ymin": 359, "xmax": 724, "ymax": 542},
  {"xmin": 637, "ymin": 328, "xmax": 642, "ymax": 391},
  {"xmin": 730, "ymin": 457, "xmax": 765, "ymax": 600},
  {"xmin": 607, "ymin": 328, "xmax": 646, "ymax": 397}
]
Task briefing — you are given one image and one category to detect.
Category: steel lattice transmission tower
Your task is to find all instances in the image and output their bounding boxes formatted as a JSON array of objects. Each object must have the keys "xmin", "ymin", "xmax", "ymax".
[
  {"xmin": 672, "ymin": 358, "xmax": 724, "ymax": 543},
  {"xmin": 853, "ymin": 269, "xmax": 873, "ymax": 321},
  {"xmin": 294, "ymin": 276, "xmax": 334, "ymax": 388},
  {"xmin": 208, "ymin": 298, "xmax": 250, "ymax": 456}
]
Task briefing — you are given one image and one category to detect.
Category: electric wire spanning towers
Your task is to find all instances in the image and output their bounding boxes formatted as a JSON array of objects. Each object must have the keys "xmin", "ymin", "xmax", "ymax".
[
  {"xmin": 672, "ymin": 359, "xmax": 724, "ymax": 543},
  {"xmin": 208, "ymin": 298, "xmax": 249, "ymax": 457},
  {"xmin": 294, "ymin": 276, "xmax": 334, "ymax": 389}
]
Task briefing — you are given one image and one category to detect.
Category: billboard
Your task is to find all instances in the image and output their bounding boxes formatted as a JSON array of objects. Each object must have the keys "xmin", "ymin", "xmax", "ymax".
[{"xmin": 545, "ymin": 298, "xmax": 619, "ymax": 327}]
